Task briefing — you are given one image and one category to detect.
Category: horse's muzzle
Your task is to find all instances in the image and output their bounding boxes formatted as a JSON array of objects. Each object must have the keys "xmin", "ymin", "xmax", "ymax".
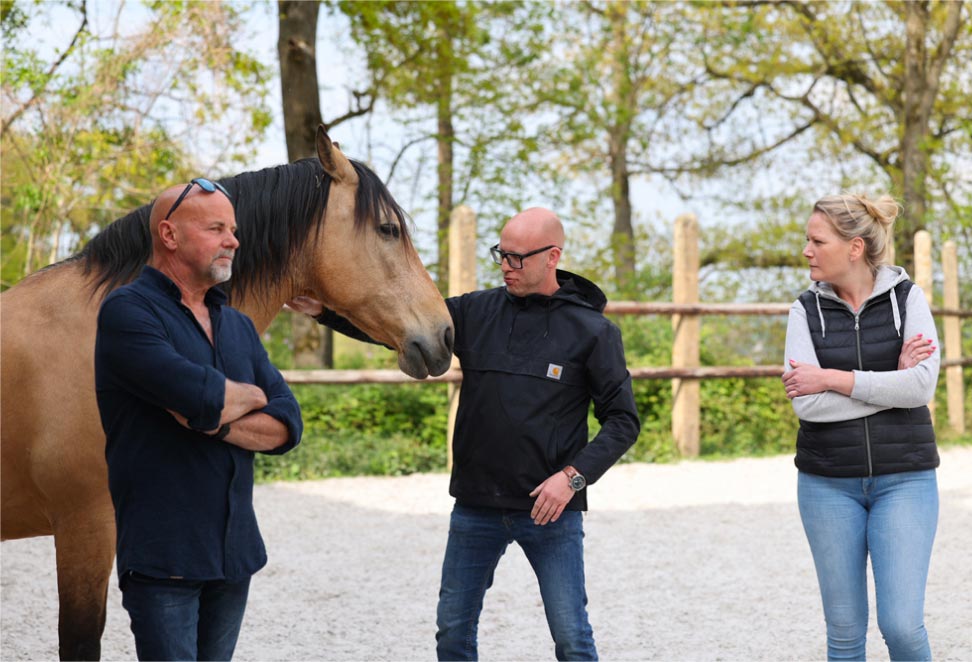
[{"xmin": 399, "ymin": 323, "xmax": 454, "ymax": 379}]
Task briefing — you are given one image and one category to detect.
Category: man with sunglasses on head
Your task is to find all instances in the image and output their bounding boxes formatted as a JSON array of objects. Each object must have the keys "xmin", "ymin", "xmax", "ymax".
[
  {"xmin": 290, "ymin": 206, "xmax": 640, "ymax": 660},
  {"xmin": 94, "ymin": 179, "xmax": 302, "ymax": 661}
]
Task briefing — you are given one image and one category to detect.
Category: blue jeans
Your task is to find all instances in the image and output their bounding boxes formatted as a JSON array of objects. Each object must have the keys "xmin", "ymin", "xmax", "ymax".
[
  {"xmin": 435, "ymin": 504, "xmax": 596, "ymax": 661},
  {"xmin": 798, "ymin": 470, "xmax": 938, "ymax": 661},
  {"xmin": 120, "ymin": 571, "xmax": 251, "ymax": 661}
]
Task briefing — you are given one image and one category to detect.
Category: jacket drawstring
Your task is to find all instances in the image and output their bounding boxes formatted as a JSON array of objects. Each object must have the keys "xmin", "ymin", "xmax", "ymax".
[
  {"xmin": 889, "ymin": 285, "xmax": 902, "ymax": 337},
  {"xmin": 815, "ymin": 291, "xmax": 827, "ymax": 339},
  {"xmin": 507, "ymin": 307, "xmax": 520, "ymax": 350}
]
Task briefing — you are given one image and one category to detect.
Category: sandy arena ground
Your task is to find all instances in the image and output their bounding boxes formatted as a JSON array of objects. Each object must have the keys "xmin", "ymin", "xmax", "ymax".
[{"xmin": 2, "ymin": 447, "xmax": 971, "ymax": 661}]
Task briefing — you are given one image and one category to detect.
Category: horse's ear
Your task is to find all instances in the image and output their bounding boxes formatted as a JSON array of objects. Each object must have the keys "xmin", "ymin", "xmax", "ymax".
[{"xmin": 316, "ymin": 125, "xmax": 356, "ymax": 183}]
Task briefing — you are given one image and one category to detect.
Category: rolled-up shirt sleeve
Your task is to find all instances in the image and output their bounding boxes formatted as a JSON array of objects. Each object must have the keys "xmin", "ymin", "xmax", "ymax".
[
  {"xmin": 246, "ymin": 318, "xmax": 302, "ymax": 455},
  {"xmin": 96, "ymin": 290, "xmax": 225, "ymax": 431}
]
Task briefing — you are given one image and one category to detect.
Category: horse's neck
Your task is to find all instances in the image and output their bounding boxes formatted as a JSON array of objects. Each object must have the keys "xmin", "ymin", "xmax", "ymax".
[{"xmin": 234, "ymin": 291, "xmax": 288, "ymax": 335}]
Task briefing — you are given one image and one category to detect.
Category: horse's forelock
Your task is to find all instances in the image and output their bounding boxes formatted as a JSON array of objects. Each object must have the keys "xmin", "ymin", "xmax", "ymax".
[{"xmin": 350, "ymin": 160, "xmax": 414, "ymax": 250}]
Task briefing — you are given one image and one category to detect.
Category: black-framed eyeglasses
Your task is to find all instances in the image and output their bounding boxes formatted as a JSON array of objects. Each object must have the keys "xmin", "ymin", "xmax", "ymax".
[
  {"xmin": 164, "ymin": 178, "xmax": 230, "ymax": 220},
  {"xmin": 489, "ymin": 243, "xmax": 558, "ymax": 270}
]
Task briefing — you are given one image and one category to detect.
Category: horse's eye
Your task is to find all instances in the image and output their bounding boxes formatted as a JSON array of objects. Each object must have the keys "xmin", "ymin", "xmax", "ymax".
[{"xmin": 379, "ymin": 223, "xmax": 400, "ymax": 240}]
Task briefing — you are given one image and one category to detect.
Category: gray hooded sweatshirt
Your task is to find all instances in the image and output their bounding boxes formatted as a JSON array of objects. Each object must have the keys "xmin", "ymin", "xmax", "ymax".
[{"xmin": 783, "ymin": 265, "xmax": 940, "ymax": 423}]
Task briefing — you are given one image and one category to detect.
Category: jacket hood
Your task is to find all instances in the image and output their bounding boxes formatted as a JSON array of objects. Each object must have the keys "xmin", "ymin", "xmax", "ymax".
[
  {"xmin": 807, "ymin": 265, "xmax": 910, "ymax": 339},
  {"xmin": 809, "ymin": 265, "xmax": 909, "ymax": 301},
  {"xmin": 504, "ymin": 269, "xmax": 607, "ymax": 312}
]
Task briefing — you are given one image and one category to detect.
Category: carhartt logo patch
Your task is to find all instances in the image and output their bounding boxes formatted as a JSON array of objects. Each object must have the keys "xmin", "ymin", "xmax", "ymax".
[{"xmin": 546, "ymin": 363, "xmax": 563, "ymax": 380}]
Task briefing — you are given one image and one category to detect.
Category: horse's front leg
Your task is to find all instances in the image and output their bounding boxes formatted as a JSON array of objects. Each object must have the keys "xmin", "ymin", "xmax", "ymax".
[{"xmin": 52, "ymin": 503, "xmax": 116, "ymax": 661}]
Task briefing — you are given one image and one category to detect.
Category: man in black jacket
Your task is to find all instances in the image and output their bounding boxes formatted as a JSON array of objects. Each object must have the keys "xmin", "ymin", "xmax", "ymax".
[
  {"xmin": 290, "ymin": 207, "xmax": 640, "ymax": 661},
  {"xmin": 437, "ymin": 207, "xmax": 639, "ymax": 661}
]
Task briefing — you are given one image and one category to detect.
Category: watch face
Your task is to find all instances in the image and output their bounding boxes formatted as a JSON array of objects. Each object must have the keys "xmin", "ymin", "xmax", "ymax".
[{"xmin": 570, "ymin": 475, "xmax": 586, "ymax": 491}]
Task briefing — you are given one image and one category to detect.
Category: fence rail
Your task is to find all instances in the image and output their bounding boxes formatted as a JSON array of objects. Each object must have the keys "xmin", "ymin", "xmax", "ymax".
[{"xmin": 281, "ymin": 357, "xmax": 972, "ymax": 387}]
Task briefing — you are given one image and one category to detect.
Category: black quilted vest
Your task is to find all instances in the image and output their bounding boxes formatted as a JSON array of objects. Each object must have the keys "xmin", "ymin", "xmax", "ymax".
[{"xmin": 795, "ymin": 280, "xmax": 938, "ymax": 477}]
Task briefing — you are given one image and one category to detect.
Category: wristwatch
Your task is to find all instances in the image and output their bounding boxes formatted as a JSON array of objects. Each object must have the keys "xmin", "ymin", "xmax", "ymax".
[
  {"xmin": 562, "ymin": 465, "xmax": 586, "ymax": 492},
  {"xmin": 211, "ymin": 423, "xmax": 231, "ymax": 441}
]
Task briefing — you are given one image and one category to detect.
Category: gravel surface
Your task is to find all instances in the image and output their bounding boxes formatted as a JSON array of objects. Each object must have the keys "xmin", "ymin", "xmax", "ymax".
[{"xmin": 3, "ymin": 447, "xmax": 971, "ymax": 661}]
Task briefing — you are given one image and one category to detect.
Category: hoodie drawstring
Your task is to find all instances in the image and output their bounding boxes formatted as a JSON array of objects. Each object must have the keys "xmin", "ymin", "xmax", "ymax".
[
  {"xmin": 889, "ymin": 285, "xmax": 902, "ymax": 337},
  {"xmin": 507, "ymin": 306, "xmax": 521, "ymax": 350},
  {"xmin": 815, "ymin": 291, "xmax": 827, "ymax": 339}
]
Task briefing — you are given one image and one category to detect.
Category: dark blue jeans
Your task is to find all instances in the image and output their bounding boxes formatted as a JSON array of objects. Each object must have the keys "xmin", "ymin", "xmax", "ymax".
[
  {"xmin": 435, "ymin": 504, "xmax": 596, "ymax": 661},
  {"xmin": 120, "ymin": 571, "xmax": 251, "ymax": 661}
]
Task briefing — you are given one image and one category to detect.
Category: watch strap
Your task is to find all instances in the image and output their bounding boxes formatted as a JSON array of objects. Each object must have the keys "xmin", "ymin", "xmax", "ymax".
[
  {"xmin": 562, "ymin": 465, "xmax": 586, "ymax": 491},
  {"xmin": 211, "ymin": 423, "xmax": 231, "ymax": 441}
]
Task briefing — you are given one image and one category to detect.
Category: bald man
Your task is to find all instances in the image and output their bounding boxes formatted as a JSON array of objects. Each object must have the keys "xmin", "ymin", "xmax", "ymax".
[
  {"xmin": 94, "ymin": 178, "xmax": 302, "ymax": 660},
  {"xmin": 291, "ymin": 206, "xmax": 640, "ymax": 659},
  {"xmin": 434, "ymin": 207, "xmax": 639, "ymax": 660}
]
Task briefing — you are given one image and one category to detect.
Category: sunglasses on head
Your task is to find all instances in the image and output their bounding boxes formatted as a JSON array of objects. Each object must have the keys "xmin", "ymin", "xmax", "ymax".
[{"xmin": 164, "ymin": 178, "xmax": 230, "ymax": 220}]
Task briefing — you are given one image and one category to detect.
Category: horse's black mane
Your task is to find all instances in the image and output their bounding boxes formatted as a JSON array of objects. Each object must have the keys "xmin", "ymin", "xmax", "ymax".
[{"xmin": 73, "ymin": 157, "xmax": 412, "ymax": 302}]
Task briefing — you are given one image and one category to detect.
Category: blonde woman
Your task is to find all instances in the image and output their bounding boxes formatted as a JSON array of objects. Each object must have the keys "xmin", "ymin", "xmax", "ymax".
[{"xmin": 782, "ymin": 193, "xmax": 940, "ymax": 661}]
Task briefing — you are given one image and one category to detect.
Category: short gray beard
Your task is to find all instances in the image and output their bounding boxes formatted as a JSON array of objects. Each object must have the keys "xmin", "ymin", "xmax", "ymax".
[{"xmin": 209, "ymin": 251, "xmax": 234, "ymax": 283}]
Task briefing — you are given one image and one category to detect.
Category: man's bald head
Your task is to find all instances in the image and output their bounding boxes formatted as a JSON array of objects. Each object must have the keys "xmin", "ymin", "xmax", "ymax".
[
  {"xmin": 498, "ymin": 207, "xmax": 565, "ymax": 297},
  {"xmin": 147, "ymin": 181, "xmax": 238, "ymax": 291},
  {"xmin": 149, "ymin": 184, "xmax": 193, "ymax": 247},
  {"xmin": 502, "ymin": 207, "xmax": 565, "ymax": 250}
]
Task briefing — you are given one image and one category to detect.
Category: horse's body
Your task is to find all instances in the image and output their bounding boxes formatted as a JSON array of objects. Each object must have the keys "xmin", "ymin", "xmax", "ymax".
[{"xmin": 0, "ymin": 129, "xmax": 453, "ymax": 659}]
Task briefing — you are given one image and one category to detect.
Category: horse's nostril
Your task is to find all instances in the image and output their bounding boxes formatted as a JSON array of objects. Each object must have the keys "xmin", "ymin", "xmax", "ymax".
[{"xmin": 443, "ymin": 325, "xmax": 455, "ymax": 353}]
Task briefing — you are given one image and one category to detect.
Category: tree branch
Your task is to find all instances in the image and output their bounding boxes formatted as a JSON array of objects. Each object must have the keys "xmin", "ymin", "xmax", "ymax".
[
  {"xmin": 1, "ymin": 0, "xmax": 89, "ymax": 136},
  {"xmin": 386, "ymin": 134, "xmax": 437, "ymax": 186},
  {"xmin": 632, "ymin": 119, "xmax": 816, "ymax": 177},
  {"xmin": 323, "ymin": 88, "xmax": 376, "ymax": 131},
  {"xmin": 922, "ymin": 0, "xmax": 964, "ymax": 120}
]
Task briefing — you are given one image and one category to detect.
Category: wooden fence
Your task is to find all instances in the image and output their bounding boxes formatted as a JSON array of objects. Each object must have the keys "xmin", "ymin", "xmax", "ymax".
[{"xmin": 281, "ymin": 207, "xmax": 970, "ymax": 457}]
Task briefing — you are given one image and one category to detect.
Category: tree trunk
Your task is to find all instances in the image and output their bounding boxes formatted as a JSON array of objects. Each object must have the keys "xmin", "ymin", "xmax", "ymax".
[
  {"xmin": 436, "ymin": 103, "xmax": 454, "ymax": 295},
  {"xmin": 278, "ymin": 0, "xmax": 323, "ymax": 160},
  {"xmin": 609, "ymin": 129, "xmax": 635, "ymax": 292},
  {"xmin": 278, "ymin": 0, "xmax": 331, "ymax": 367},
  {"xmin": 607, "ymin": 3, "xmax": 636, "ymax": 292},
  {"xmin": 898, "ymin": 0, "xmax": 931, "ymax": 269},
  {"xmin": 435, "ymin": 23, "xmax": 455, "ymax": 294}
]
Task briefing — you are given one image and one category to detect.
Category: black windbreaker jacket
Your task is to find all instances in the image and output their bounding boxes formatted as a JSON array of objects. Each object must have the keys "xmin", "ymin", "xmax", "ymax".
[{"xmin": 446, "ymin": 270, "xmax": 641, "ymax": 511}]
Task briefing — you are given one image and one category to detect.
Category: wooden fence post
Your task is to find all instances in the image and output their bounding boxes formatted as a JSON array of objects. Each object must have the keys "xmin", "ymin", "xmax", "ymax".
[
  {"xmin": 447, "ymin": 205, "xmax": 477, "ymax": 469},
  {"xmin": 672, "ymin": 214, "xmax": 700, "ymax": 457},
  {"xmin": 942, "ymin": 240, "xmax": 966, "ymax": 434},
  {"xmin": 913, "ymin": 231, "xmax": 934, "ymax": 420}
]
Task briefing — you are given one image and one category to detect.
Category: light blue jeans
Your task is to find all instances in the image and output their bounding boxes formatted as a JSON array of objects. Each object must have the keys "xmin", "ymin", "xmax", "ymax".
[
  {"xmin": 435, "ymin": 504, "xmax": 596, "ymax": 661},
  {"xmin": 798, "ymin": 470, "xmax": 938, "ymax": 661}
]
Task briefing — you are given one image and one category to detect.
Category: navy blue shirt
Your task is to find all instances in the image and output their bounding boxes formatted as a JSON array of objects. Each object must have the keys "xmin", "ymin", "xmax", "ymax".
[{"xmin": 95, "ymin": 267, "xmax": 302, "ymax": 582}]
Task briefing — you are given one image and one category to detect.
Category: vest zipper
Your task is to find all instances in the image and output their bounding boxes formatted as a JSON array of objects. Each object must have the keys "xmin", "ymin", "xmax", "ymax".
[{"xmin": 854, "ymin": 312, "xmax": 874, "ymax": 477}]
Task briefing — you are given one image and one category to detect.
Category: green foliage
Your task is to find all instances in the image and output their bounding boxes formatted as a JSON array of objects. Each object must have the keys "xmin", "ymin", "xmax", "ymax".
[
  {"xmin": 254, "ymin": 383, "xmax": 450, "ymax": 481},
  {"xmin": 698, "ymin": 378, "xmax": 797, "ymax": 458},
  {"xmin": 261, "ymin": 314, "xmax": 297, "ymax": 370},
  {"xmin": 1, "ymin": 0, "xmax": 273, "ymax": 288},
  {"xmin": 621, "ymin": 376, "xmax": 679, "ymax": 465}
]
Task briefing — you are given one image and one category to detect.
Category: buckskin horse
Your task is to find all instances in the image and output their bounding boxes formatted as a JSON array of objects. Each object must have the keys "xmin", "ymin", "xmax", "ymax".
[{"xmin": 0, "ymin": 126, "xmax": 454, "ymax": 659}]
